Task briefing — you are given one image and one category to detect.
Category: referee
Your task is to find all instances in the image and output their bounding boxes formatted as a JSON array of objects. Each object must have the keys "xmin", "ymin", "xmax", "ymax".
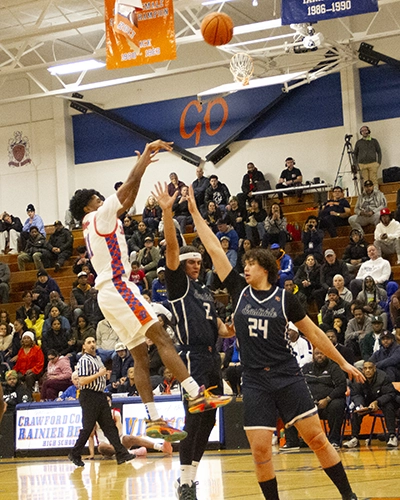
[{"xmin": 68, "ymin": 336, "xmax": 134, "ymax": 467}]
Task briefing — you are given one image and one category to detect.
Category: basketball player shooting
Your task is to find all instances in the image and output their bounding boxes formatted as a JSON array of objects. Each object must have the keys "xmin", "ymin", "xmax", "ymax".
[{"xmin": 69, "ymin": 140, "xmax": 230, "ymax": 443}]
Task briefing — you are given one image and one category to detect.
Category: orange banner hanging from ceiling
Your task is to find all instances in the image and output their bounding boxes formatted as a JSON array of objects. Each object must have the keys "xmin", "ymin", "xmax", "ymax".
[{"xmin": 105, "ymin": 0, "xmax": 176, "ymax": 70}]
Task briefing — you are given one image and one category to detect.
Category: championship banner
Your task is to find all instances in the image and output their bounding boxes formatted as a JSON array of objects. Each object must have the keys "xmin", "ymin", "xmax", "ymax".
[
  {"xmin": 281, "ymin": 0, "xmax": 379, "ymax": 25},
  {"xmin": 105, "ymin": 0, "xmax": 176, "ymax": 70}
]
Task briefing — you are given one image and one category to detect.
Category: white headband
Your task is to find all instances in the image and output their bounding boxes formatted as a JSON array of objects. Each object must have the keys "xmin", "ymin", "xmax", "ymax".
[{"xmin": 179, "ymin": 252, "xmax": 202, "ymax": 262}]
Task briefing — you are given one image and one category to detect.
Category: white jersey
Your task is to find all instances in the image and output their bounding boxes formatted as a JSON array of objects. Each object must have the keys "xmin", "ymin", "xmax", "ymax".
[{"xmin": 82, "ymin": 194, "xmax": 131, "ymax": 288}]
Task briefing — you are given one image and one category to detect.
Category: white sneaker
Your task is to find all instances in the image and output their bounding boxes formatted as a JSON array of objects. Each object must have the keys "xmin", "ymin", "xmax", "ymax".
[
  {"xmin": 387, "ymin": 435, "xmax": 398, "ymax": 447},
  {"xmin": 343, "ymin": 437, "xmax": 359, "ymax": 448},
  {"xmin": 8, "ymin": 249, "xmax": 18, "ymax": 255}
]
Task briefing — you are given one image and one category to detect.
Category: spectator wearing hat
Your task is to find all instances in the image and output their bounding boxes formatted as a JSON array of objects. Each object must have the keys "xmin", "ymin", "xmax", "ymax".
[
  {"xmin": 215, "ymin": 217, "xmax": 239, "ymax": 252},
  {"xmin": 342, "ymin": 229, "xmax": 369, "ymax": 276},
  {"xmin": 374, "ymin": 208, "xmax": 400, "ymax": 264},
  {"xmin": 354, "ymin": 126, "xmax": 382, "ymax": 186},
  {"xmin": 359, "ymin": 315, "xmax": 384, "ymax": 362},
  {"xmin": 204, "ymin": 174, "xmax": 231, "ymax": 213},
  {"xmin": 344, "ymin": 360, "xmax": 397, "ymax": 449},
  {"xmin": 20, "ymin": 204, "xmax": 46, "ymax": 251},
  {"xmin": 0, "ymin": 211, "xmax": 22, "ymax": 254},
  {"xmin": 34, "ymin": 269, "xmax": 63, "ymax": 302},
  {"xmin": 17, "ymin": 226, "xmax": 53, "ymax": 271},
  {"xmin": 137, "ymin": 236, "xmax": 160, "ymax": 287},
  {"xmin": 319, "ymin": 186, "xmax": 351, "ymax": 238},
  {"xmin": 369, "ymin": 330, "xmax": 400, "ymax": 382},
  {"xmin": 270, "ymin": 243, "xmax": 293, "ymax": 288},
  {"xmin": 319, "ymin": 249, "xmax": 350, "ymax": 293},
  {"xmin": 13, "ymin": 331, "xmax": 44, "ymax": 392},
  {"xmin": 320, "ymin": 287, "xmax": 352, "ymax": 339},
  {"xmin": 349, "ymin": 180, "xmax": 386, "ymax": 235},
  {"xmin": 48, "ymin": 220, "xmax": 73, "ymax": 272},
  {"xmin": 276, "ymin": 157, "xmax": 303, "ymax": 203},
  {"xmin": 152, "ymin": 267, "xmax": 167, "ymax": 304},
  {"xmin": 70, "ymin": 272, "xmax": 92, "ymax": 318},
  {"xmin": 109, "ymin": 342, "xmax": 134, "ymax": 392}
]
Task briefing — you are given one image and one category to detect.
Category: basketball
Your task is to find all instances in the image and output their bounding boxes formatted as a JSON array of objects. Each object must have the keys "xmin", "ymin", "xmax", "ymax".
[{"xmin": 201, "ymin": 12, "xmax": 234, "ymax": 47}]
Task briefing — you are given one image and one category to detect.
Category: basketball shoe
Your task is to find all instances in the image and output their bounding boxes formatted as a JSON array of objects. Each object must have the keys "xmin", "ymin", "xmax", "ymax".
[
  {"xmin": 187, "ymin": 385, "xmax": 232, "ymax": 414},
  {"xmin": 146, "ymin": 418, "xmax": 187, "ymax": 442},
  {"xmin": 176, "ymin": 479, "xmax": 198, "ymax": 500}
]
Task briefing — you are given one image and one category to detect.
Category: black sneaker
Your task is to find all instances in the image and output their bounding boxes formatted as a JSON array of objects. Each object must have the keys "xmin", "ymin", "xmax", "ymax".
[
  {"xmin": 280, "ymin": 443, "xmax": 300, "ymax": 452},
  {"xmin": 177, "ymin": 481, "xmax": 198, "ymax": 500},
  {"xmin": 68, "ymin": 453, "xmax": 85, "ymax": 467},
  {"xmin": 342, "ymin": 493, "xmax": 357, "ymax": 500},
  {"xmin": 117, "ymin": 452, "xmax": 135, "ymax": 465}
]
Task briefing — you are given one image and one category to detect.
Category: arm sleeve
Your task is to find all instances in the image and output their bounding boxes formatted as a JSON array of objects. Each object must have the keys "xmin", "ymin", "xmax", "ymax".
[
  {"xmin": 165, "ymin": 265, "xmax": 189, "ymax": 301},
  {"xmin": 223, "ymin": 269, "xmax": 247, "ymax": 309},
  {"xmin": 285, "ymin": 292, "xmax": 307, "ymax": 323}
]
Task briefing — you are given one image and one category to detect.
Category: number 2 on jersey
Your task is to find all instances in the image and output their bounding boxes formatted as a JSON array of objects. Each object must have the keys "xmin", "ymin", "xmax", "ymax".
[{"xmin": 248, "ymin": 318, "xmax": 269, "ymax": 338}]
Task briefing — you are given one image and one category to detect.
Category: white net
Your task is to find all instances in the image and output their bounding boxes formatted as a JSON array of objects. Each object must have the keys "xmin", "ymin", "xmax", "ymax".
[{"xmin": 230, "ymin": 53, "xmax": 254, "ymax": 86}]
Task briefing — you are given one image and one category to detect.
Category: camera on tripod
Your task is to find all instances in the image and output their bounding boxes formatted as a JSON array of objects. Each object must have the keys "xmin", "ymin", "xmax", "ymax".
[{"xmin": 345, "ymin": 134, "xmax": 353, "ymax": 142}]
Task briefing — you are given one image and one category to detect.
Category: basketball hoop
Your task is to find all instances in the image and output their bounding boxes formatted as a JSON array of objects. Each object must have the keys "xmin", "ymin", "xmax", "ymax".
[{"xmin": 230, "ymin": 53, "xmax": 254, "ymax": 86}]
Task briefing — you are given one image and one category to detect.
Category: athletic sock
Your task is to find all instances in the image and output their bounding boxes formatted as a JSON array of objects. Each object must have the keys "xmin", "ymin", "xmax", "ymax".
[
  {"xmin": 323, "ymin": 462, "xmax": 353, "ymax": 499},
  {"xmin": 145, "ymin": 402, "xmax": 160, "ymax": 421},
  {"xmin": 181, "ymin": 377, "xmax": 200, "ymax": 398},
  {"xmin": 259, "ymin": 477, "xmax": 279, "ymax": 500},
  {"xmin": 153, "ymin": 443, "xmax": 163, "ymax": 452},
  {"xmin": 190, "ymin": 461, "xmax": 199, "ymax": 482},
  {"xmin": 180, "ymin": 465, "xmax": 194, "ymax": 486}
]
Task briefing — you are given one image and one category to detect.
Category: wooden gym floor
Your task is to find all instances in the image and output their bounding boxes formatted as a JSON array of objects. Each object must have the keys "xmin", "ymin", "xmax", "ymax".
[{"xmin": 0, "ymin": 444, "xmax": 399, "ymax": 499}]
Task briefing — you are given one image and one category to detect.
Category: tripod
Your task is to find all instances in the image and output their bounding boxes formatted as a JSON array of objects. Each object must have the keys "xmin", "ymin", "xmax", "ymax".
[{"xmin": 334, "ymin": 135, "xmax": 363, "ymax": 196}]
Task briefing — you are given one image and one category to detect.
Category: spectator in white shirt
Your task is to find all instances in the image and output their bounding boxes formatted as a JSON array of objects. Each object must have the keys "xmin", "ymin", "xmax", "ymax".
[
  {"xmin": 350, "ymin": 244, "xmax": 391, "ymax": 298},
  {"xmin": 287, "ymin": 321, "xmax": 313, "ymax": 367},
  {"xmin": 374, "ymin": 208, "xmax": 400, "ymax": 264}
]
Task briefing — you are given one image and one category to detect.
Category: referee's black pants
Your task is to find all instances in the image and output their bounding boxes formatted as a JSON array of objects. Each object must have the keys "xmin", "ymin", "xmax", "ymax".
[{"xmin": 71, "ymin": 390, "xmax": 127, "ymax": 459}]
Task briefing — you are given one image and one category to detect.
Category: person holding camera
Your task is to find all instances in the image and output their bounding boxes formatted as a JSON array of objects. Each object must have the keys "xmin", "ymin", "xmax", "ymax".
[{"xmin": 299, "ymin": 215, "xmax": 324, "ymax": 264}]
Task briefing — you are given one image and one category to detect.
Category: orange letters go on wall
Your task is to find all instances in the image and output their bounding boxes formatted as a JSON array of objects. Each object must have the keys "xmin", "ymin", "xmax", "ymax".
[{"xmin": 179, "ymin": 98, "xmax": 229, "ymax": 146}]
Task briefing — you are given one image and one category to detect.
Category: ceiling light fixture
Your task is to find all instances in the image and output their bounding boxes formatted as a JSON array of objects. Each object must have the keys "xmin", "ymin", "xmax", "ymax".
[{"xmin": 48, "ymin": 59, "xmax": 106, "ymax": 75}]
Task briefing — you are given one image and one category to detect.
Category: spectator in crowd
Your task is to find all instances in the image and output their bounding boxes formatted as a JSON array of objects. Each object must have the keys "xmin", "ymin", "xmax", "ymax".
[
  {"xmin": 326, "ymin": 329, "xmax": 355, "ymax": 366},
  {"xmin": 327, "ymin": 275, "xmax": 352, "ymax": 304},
  {"xmin": 122, "ymin": 215, "xmax": 137, "ymax": 244},
  {"xmin": 294, "ymin": 254, "xmax": 322, "ymax": 307},
  {"xmin": 374, "ymin": 208, "xmax": 400, "ymax": 264},
  {"xmin": 128, "ymin": 260, "xmax": 148, "ymax": 292},
  {"xmin": 137, "ymin": 236, "xmax": 160, "ymax": 286},
  {"xmin": 96, "ymin": 319, "xmax": 119, "ymax": 355},
  {"xmin": 141, "ymin": 291, "xmax": 173, "ymax": 322},
  {"xmin": 128, "ymin": 221, "xmax": 154, "ymax": 257},
  {"xmin": 0, "ymin": 260, "xmax": 10, "ymax": 304},
  {"xmin": 31, "ymin": 286, "xmax": 49, "ymax": 314},
  {"xmin": 154, "ymin": 366, "xmax": 180, "ymax": 395},
  {"xmin": 2, "ymin": 370, "xmax": 32, "ymax": 411},
  {"xmin": 20, "ymin": 204, "xmax": 46, "ymax": 251},
  {"xmin": 240, "ymin": 161, "xmax": 265, "ymax": 205},
  {"xmin": 41, "ymin": 317, "xmax": 72, "ymax": 358},
  {"xmin": 157, "ymin": 314, "xmax": 177, "ymax": 343},
  {"xmin": 244, "ymin": 197, "xmax": 267, "ymax": 246},
  {"xmin": 284, "ymin": 279, "xmax": 307, "ymax": 314},
  {"xmin": 44, "ymin": 290, "xmax": 71, "ymax": 323},
  {"xmin": 319, "ymin": 186, "xmax": 351, "ymax": 237},
  {"xmin": 342, "ymin": 229, "xmax": 369, "ymax": 276},
  {"xmin": 35, "ymin": 269, "xmax": 63, "ymax": 301},
  {"xmin": 40, "ymin": 349, "xmax": 73, "ymax": 400},
  {"xmin": 117, "ymin": 366, "xmax": 138, "ymax": 396},
  {"xmin": 17, "ymin": 226, "xmax": 52, "ymax": 271},
  {"xmin": 0, "ymin": 321, "xmax": 13, "ymax": 362},
  {"xmin": 152, "ymin": 267, "xmax": 167, "ymax": 304},
  {"xmin": 192, "ymin": 166, "xmax": 209, "ymax": 212},
  {"xmin": 287, "ymin": 321, "xmax": 313, "ymax": 367},
  {"xmin": 142, "ymin": 195, "xmax": 162, "ymax": 233},
  {"xmin": 344, "ymin": 304, "xmax": 373, "ymax": 359},
  {"xmin": 16, "ymin": 291, "xmax": 39, "ymax": 322},
  {"xmin": 65, "ymin": 208, "xmax": 81, "ymax": 231},
  {"xmin": 0, "ymin": 211, "xmax": 22, "ymax": 254},
  {"xmin": 57, "ymin": 371, "xmax": 80, "ymax": 400},
  {"xmin": 109, "ymin": 342, "xmax": 134, "ymax": 392},
  {"xmin": 42, "ymin": 305, "xmax": 71, "ymax": 338},
  {"xmin": 270, "ymin": 244, "xmax": 294, "ymax": 288},
  {"xmin": 225, "ymin": 196, "xmax": 246, "ymax": 239},
  {"xmin": 276, "ymin": 157, "xmax": 303, "ymax": 203},
  {"xmin": 13, "ymin": 331, "xmax": 44, "ymax": 392},
  {"xmin": 354, "ymin": 125, "xmax": 382, "ymax": 186},
  {"xmin": 211, "ymin": 236, "xmax": 237, "ymax": 292},
  {"xmin": 9, "ymin": 318, "xmax": 28, "ymax": 363},
  {"xmin": 360, "ymin": 315, "xmax": 384, "ymax": 363},
  {"xmin": 204, "ymin": 174, "xmax": 230, "ymax": 212},
  {"xmin": 381, "ymin": 281, "xmax": 399, "ymax": 332},
  {"xmin": 319, "ymin": 249, "xmax": 351, "ymax": 293},
  {"xmin": 356, "ymin": 276, "xmax": 387, "ymax": 325},
  {"xmin": 83, "ymin": 288, "xmax": 104, "ymax": 328},
  {"xmin": 114, "ymin": 181, "xmax": 136, "ymax": 222},
  {"xmin": 262, "ymin": 202, "xmax": 288, "ymax": 249},
  {"xmin": 70, "ymin": 314, "xmax": 96, "ymax": 355},
  {"xmin": 72, "ymin": 245, "xmax": 94, "ymax": 276},
  {"xmin": 235, "ymin": 239, "xmax": 254, "ymax": 275},
  {"xmin": 369, "ymin": 330, "xmax": 400, "ymax": 382},
  {"xmin": 167, "ymin": 172, "xmax": 185, "ymax": 197},
  {"xmin": 299, "ymin": 215, "xmax": 324, "ymax": 264},
  {"xmin": 349, "ymin": 180, "xmax": 386, "ymax": 235},
  {"xmin": 70, "ymin": 272, "xmax": 92, "ymax": 318},
  {"xmin": 390, "ymin": 287, "xmax": 400, "ymax": 328},
  {"xmin": 202, "ymin": 200, "xmax": 222, "ymax": 234},
  {"xmin": 344, "ymin": 360, "xmax": 397, "ymax": 449},
  {"xmin": 350, "ymin": 244, "xmax": 391, "ymax": 298},
  {"xmin": 173, "ymin": 185, "xmax": 193, "ymax": 234},
  {"xmin": 216, "ymin": 217, "xmax": 239, "ymax": 252},
  {"xmin": 321, "ymin": 287, "xmax": 352, "ymax": 341},
  {"xmin": 48, "ymin": 220, "xmax": 73, "ymax": 272},
  {"xmin": 25, "ymin": 308, "xmax": 44, "ymax": 343}
]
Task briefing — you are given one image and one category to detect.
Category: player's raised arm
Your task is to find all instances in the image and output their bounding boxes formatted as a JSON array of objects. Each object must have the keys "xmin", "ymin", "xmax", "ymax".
[
  {"xmin": 187, "ymin": 185, "xmax": 232, "ymax": 283},
  {"xmin": 117, "ymin": 140, "xmax": 173, "ymax": 214},
  {"xmin": 152, "ymin": 182, "xmax": 180, "ymax": 270}
]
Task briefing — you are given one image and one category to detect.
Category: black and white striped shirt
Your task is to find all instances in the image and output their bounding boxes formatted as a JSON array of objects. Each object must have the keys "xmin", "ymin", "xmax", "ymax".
[{"xmin": 77, "ymin": 353, "xmax": 106, "ymax": 392}]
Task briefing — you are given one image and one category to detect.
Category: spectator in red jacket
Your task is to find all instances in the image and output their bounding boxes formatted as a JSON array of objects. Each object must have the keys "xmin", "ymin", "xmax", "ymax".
[{"xmin": 14, "ymin": 331, "xmax": 44, "ymax": 392}]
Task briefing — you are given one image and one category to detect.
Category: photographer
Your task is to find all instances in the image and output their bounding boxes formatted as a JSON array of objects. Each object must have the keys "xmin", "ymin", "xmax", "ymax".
[{"xmin": 297, "ymin": 215, "xmax": 324, "ymax": 265}]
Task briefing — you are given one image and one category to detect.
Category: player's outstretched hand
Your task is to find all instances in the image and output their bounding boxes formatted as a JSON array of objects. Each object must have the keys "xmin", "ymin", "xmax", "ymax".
[
  {"xmin": 135, "ymin": 140, "xmax": 173, "ymax": 165},
  {"xmin": 343, "ymin": 362, "xmax": 365, "ymax": 383},
  {"xmin": 187, "ymin": 185, "xmax": 200, "ymax": 216},
  {"xmin": 152, "ymin": 181, "xmax": 178, "ymax": 212}
]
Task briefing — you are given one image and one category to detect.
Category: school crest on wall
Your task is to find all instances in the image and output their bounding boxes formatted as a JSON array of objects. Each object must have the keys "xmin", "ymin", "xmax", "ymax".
[{"xmin": 8, "ymin": 131, "xmax": 32, "ymax": 167}]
